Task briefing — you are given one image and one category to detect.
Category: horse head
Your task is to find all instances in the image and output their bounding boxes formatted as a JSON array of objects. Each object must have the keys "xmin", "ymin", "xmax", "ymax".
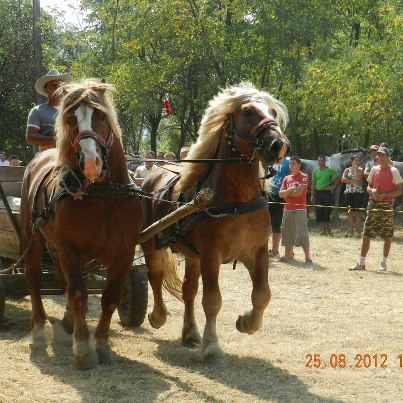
[
  {"xmin": 227, "ymin": 99, "xmax": 290, "ymax": 165},
  {"xmin": 55, "ymin": 80, "xmax": 122, "ymax": 183}
]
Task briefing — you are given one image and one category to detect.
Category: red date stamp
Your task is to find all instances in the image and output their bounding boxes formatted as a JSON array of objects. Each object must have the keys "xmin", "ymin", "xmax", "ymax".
[{"xmin": 305, "ymin": 353, "xmax": 403, "ymax": 369}]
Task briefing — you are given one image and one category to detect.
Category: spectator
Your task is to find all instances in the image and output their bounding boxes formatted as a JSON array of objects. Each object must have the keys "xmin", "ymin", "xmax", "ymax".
[
  {"xmin": 156, "ymin": 151, "xmax": 165, "ymax": 166},
  {"xmin": 310, "ymin": 155, "xmax": 340, "ymax": 236},
  {"xmin": 180, "ymin": 147, "xmax": 190, "ymax": 160},
  {"xmin": 350, "ymin": 147, "xmax": 402, "ymax": 272},
  {"xmin": 26, "ymin": 69, "xmax": 72, "ymax": 152},
  {"xmin": 8, "ymin": 155, "xmax": 21, "ymax": 167},
  {"xmin": 127, "ymin": 152, "xmax": 141, "ymax": 172},
  {"xmin": 364, "ymin": 144, "xmax": 379, "ymax": 179},
  {"xmin": 133, "ymin": 150, "xmax": 156, "ymax": 185},
  {"xmin": 341, "ymin": 155, "xmax": 366, "ymax": 237},
  {"xmin": 267, "ymin": 156, "xmax": 290, "ymax": 259},
  {"xmin": 164, "ymin": 151, "xmax": 176, "ymax": 161},
  {"xmin": 278, "ymin": 156, "xmax": 313, "ymax": 264},
  {"xmin": 0, "ymin": 151, "xmax": 9, "ymax": 166}
]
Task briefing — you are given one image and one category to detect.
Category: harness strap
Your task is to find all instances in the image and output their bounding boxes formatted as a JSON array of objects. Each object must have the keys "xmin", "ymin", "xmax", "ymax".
[
  {"xmin": 177, "ymin": 196, "xmax": 268, "ymax": 236},
  {"xmin": 33, "ymin": 169, "xmax": 144, "ymax": 229},
  {"xmin": 156, "ymin": 196, "xmax": 269, "ymax": 251}
]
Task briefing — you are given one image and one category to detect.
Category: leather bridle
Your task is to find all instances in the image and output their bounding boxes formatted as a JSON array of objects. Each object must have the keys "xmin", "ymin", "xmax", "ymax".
[{"xmin": 226, "ymin": 115, "xmax": 280, "ymax": 157}]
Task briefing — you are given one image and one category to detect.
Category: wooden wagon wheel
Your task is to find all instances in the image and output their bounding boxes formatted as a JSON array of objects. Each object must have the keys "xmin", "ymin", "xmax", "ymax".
[
  {"xmin": 0, "ymin": 278, "xmax": 5, "ymax": 321},
  {"xmin": 117, "ymin": 264, "xmax": 148, "ymax": 327}
]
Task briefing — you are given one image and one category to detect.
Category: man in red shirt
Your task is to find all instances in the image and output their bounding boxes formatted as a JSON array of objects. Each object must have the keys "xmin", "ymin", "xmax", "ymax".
[
  {"xmin": 279, "ymin": 156, "xmax": 313, "ymax": 264},
  {"xmin": 350, "ymin": 147, "xmax": 402, "ymax": 271}
]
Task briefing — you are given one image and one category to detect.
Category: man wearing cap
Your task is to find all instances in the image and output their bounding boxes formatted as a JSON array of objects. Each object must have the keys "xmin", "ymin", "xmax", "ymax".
[
  {"xmin": 26, "ymin": 69, "xmax": 72, "ymax": 152},
  {"xmin": 350, "ymin": 146, "xmax": 402, "ymax": 272},
  {"xmin": 364, "ymin": 144, "xmax": 379, "ymax": 179}
]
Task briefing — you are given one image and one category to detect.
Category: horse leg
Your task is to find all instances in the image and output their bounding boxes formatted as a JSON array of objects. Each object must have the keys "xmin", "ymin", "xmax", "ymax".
[
  {"xmin": 24, "ymin": 232, "xmax": 49, "ymax": 343},
  {"xmin": 93, "ymin": 261, "xmax": 131, "ymax": 365},
  {"xmin": 182, "ymin": 256, "xmax": 202, "ymax": 347},
  {"xmin": 59, "ymin": 249, "xmax": 98, "ymax": 370},
  {"xmin": 145, "ymin": 249, "xmax": 170, "ymax": 328},
  {"xmin": 200, "ymin": 255, "xmax": 227, "ymax": 366},
  {"xmin": 236, "ymin": 247, "xmax": 270, "ymax": 334}
]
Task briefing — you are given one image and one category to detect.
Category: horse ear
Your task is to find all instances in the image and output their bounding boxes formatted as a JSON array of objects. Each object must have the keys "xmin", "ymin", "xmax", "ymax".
[{"xmin": 54, "ymin": 84, "xmax": 69, "ymax": 99}]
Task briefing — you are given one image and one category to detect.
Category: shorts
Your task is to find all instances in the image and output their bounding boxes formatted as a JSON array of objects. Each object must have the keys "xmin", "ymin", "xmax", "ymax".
[
  {"xmin": 345, "ymin": 192, "xmax": 366, "ymax": 211},
  {"xmin": 363, "ymin": 200, "xmax": 394, "ymax": 238},
  {"xmin": 281, "ymin": 210, "xmax": 310, "ymax": 248},
  {"xmin": 315, "ymin": 190, "xmax": 333, "ymax": 223},
  {"xmin": 268, "ymin": 194, "xmax": 285, "ymax": 233}
]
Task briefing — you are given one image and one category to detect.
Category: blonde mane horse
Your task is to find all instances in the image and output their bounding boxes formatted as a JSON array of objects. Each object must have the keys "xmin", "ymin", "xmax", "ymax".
[
  {"xmin": 20, "ymin": 79, "xmax": 143, "ymax": 370},
  {"xmin": 176, "ymin": 82, "xmax": 288, "ymax": 197},
  {"xmin": 142, "ymin": 82, "xmax": 290, "ymax": 366}
]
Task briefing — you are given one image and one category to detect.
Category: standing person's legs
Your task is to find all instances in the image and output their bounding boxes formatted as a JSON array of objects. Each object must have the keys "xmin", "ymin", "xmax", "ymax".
[
  {"xmin": 347, "ymin": 210, "xmax": 354, "ymax": 236},
  {"xmin": 315, "ymin": 191, "xmax": 327, "ymax": 235},
  {"xmin": 280, "ymin": 210, "xmax": 294, "ymax": 262},
  {"xmin": 378, "ymin": 203, "xmax": 394, "ymax": 271},
  {"xmin": 323, "ymin": 190, "xmax": 333, "ymax": 235},
  {"xmin": 383, "ymin": 238, "xmax": 391, "ymax": 258},
  {"xmin": 268, "ymin": 195, "xmax": 284, "ymax": 257},
  {"xmin": 345, "ymin": 193, "xmax": 354, "ymax": 236}
]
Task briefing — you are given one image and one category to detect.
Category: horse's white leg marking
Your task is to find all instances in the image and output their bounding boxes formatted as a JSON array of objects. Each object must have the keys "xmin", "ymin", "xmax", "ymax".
[{"xmin": 74, "ymin": 105, "xmax": 103, "ymax": 182}]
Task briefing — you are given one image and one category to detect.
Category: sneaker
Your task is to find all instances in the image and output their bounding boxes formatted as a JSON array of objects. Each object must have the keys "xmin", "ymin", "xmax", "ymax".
[
  {"xmin": 305, "ymin": 257, "xmax": 314, "ymax": 265},
  {"xmin": 269, "ymin": 250, "xmax": 280, "ymax": 259},
  {"xmin": 349, "ymin": 262, "xmax": 366, "ymax": 271},
  {"xmin": 379, "ymin": 262, "xmax": 387, "ymax": 272}
]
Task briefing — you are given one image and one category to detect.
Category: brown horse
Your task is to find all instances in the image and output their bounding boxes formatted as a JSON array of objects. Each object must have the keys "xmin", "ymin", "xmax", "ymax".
[
  {"xmin": 20, "ymin": 80, "xmax": 143, "ymax": 370},
  {"xmin": 141, "ymin": 83, "xmax": 290, "ymax": 366}
]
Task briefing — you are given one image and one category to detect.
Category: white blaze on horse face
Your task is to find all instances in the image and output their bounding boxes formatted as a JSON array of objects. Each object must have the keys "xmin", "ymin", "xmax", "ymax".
[
  {"xmin": 253, "ymin": 101, "xmax": 287, "ymax": 163},
  {"xmin": 74, "ymin": 105, "xmax": 103, "ymax": 182}
]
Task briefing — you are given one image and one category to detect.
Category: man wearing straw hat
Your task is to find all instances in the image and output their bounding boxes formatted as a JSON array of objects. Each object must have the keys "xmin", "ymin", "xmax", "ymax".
[{"xmin": 26, "ymin": 69, "xmax": 71, "ymax": 151}]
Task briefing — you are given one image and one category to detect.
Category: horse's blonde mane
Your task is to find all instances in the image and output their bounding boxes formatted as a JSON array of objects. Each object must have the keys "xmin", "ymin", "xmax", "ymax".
[
  {"xmin": 176, "ymin": 82, "xmax": 288, "ymax": 195},
  {"xmin": 55, "ymin": 79, "xmax": 122, "ymax": 167}
]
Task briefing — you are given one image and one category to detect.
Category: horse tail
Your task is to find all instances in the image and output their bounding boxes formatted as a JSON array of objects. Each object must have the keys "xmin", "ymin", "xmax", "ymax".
[{"xmin": 162, "ymin": 249, "xmax": 183, "ymax": 301}]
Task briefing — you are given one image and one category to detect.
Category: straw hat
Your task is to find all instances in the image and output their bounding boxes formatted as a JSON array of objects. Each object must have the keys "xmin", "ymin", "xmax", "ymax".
[{"xmin": 35, "ymin": 69, "xmax": 72, "ymax": 96}]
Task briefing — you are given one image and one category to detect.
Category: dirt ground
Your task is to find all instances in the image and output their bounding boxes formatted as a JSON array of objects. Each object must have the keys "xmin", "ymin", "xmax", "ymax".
[{"xmin": 1, "ymin": 219, "xmax": 402, "ymax": 403}]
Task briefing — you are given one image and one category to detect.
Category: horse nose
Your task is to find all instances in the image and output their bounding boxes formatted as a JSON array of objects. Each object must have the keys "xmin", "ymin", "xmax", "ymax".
[{"xmin": 83, "ymin": 155, "xmax": 103, "ymax": 182}]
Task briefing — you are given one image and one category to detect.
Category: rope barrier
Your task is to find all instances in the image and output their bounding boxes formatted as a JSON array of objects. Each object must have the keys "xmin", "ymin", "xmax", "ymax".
[{"xmin": 266, "ymin": 200, "xmax": 402, "ymax": 213}]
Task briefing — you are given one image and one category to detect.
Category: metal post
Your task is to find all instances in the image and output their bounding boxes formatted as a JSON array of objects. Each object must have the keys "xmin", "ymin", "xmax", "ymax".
[{"xmin": 33, "ymin": 0, "xmax": 43, "ymax": 106}]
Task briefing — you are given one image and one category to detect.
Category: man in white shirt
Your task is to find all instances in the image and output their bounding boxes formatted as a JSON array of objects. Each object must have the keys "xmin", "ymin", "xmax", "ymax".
[
  {"xmin": 0, "ymin": 151, "xmax": 9, "ymax": 166},
  {"xmin": 133, "ymin": 151, "xmax": 156, "ymax": 185},
  {"xmin": 363, "ymin": 144, "xmax": 379, "ymax": 179}
]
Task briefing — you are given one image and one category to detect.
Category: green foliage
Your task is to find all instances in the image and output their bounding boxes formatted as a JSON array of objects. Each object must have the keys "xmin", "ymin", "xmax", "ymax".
[{"xmin": 0, "ymin": 0, "xmax": 401, "ymax": 162}]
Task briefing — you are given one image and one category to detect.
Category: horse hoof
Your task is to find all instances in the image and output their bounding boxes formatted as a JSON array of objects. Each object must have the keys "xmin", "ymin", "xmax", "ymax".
[
  {"xmin": 74, "ymin": 351, "xmax": 99, "ymax": 370},
  {"xmin": 31, "ymin": 321, "xmax": 51, "ymax": 344},
  {"xmin": 202, "ymin": 341, "xmax": 227, "ymax": 367},
  {"xmin": 203, "ymin": 354, "xmax": 229, "ymax": 368},
  {"xmin": 182, "ymin": 331, "xmax": 202, "ymax": 348},
  {"xmin": 236, "ymin": 315, "xmax": 258, "ymax": 335},
  {"xmin": 52, "ymin": 320, "xmax": 73, "ymax": 345},
  {"xmin": 148, "ymin": 313, "xmax": 166, "ymax": 329},
  {"xmin": 97, "ymin": 349, "xmax": 114, "ymax": 365}
]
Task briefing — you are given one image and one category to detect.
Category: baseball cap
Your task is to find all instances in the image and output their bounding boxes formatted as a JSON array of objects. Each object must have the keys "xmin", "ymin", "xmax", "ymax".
[
  {"xmin": 376, "ymin": 146, "xmax": 389, "ymax": 156},
  {"xmin": 369, "ymin": 144, "xmax": 379, "ymax": 151}
]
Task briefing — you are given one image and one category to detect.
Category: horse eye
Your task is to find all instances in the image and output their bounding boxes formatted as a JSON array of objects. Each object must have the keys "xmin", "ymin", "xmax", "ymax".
[
  {"xmin": 243, "ymin": 108, "xmax": 253, "ymax": 117},
  {"xmin": 94, "ymin": 110, "xmax": 106, "ymax": 122},
  {"xmin": 270, "ymin": 109, "xmax": 278, "ymax": 119}
]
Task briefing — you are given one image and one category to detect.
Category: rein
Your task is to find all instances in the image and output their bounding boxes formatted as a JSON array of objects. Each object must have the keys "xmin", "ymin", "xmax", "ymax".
[{"xmin": 130, "ymin": 157, "xmax": 255, "ymax": 164}]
